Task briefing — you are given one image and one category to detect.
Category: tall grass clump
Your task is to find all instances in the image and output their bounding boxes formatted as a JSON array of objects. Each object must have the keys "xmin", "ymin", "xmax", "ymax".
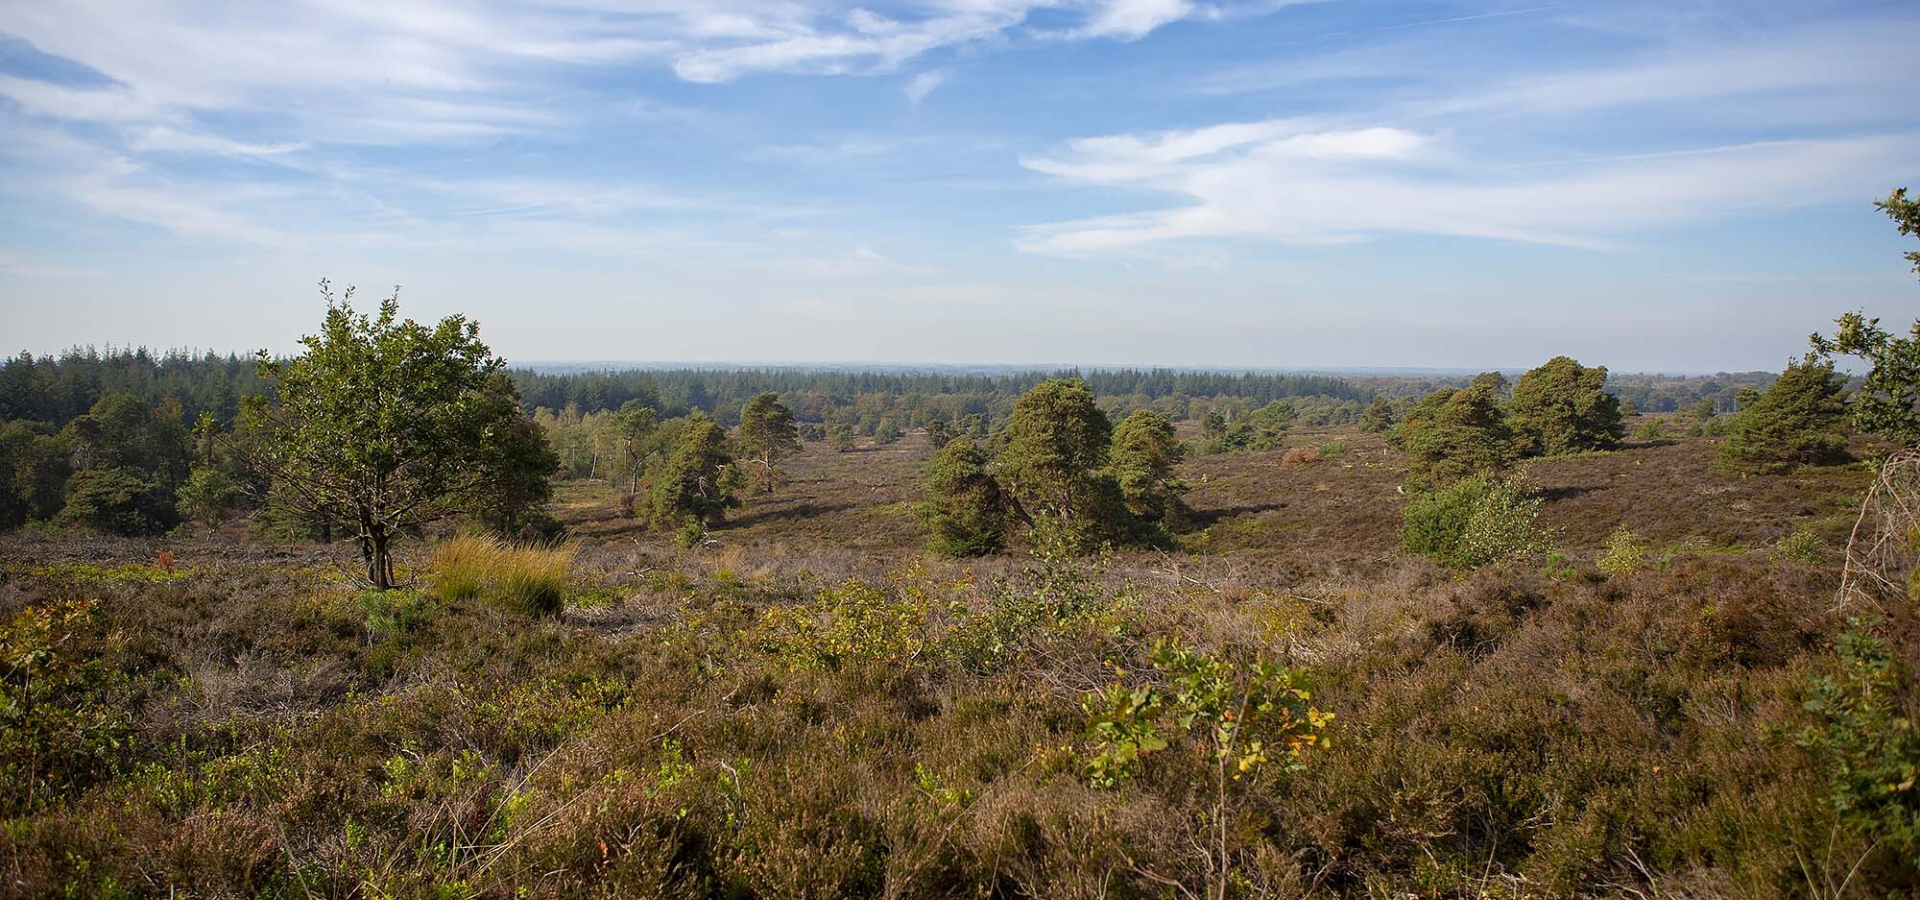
[{"xmin": 430, "ymin": 535, "xmax": 575, "ymax": 617}]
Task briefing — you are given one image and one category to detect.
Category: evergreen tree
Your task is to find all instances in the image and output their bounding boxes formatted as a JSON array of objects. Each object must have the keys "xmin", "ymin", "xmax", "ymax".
[
  {"xmin": 995, "ymin": 379, "xmax": 1125, "ymax": 548},
  {"xmin": 827, "ymin": 422, "xmax": 858, "ymax": 452},
  {"xmin": 646, "ymin": 415, "xmax": 740, "ymax": 530},
  {"xmin": 1508, "ymin": 356, "xmax": 1624, "ymax": 457},
  {"xmin": 1716, "ymin": 356, "xmax": 1848, "ymax": 474},
  {"xmin": 1107, "ymin": 409, "xmax": 1188, "ymax": 526},
  {"xmin": 916, "ymin": 436, "xmax": 1010, "ymax": 557},
  {"xmin": 57, "ymin": 467, "xmax": 178, "ymax": 536},
  {"xmin": 608, "ymin": 400, "xmax": 656, "ymax": 503},
  {"xmin": 1359, "ymin": 397, "xmax": 1395, "ymax": 433},
  {"xmin": 735, "ymin": 392, "xmax": 801, "ymax": 492},
  {"xmin": 924, "ymin": 418, "xmax": 954, "ymax": 451},
  {"xmin": 1392, "ymin": 378, "xmax": 1514, "ymax": 491}
]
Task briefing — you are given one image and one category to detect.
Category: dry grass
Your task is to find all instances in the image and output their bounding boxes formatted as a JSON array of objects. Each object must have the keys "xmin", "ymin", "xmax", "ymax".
[{"xmin": 431, "ymin": 534, "xmax": 576, "ymax": 617}]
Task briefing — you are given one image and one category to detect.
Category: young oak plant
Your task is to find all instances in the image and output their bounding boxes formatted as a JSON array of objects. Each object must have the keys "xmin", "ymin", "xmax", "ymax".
[{"xmin": 1081, "ymin": 638, "xmax": 1333, "ymax": 900}]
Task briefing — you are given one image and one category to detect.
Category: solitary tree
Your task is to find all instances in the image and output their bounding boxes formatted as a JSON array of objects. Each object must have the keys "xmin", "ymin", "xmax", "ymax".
[
  {"xmin": 1716, "ymin": 356, "xmax": 1849, "ymax": 474},
  {"xmin": 1392, "ymin": 378, "xmax": 1513, "ymax": 491},
  {"xmin": 735, "ymin": 393, "xmax": 801, "ymax": 492},
  {"xmin": 996, "ymin": 379, "xmax": 1125, "ymax": 548},
  {"xmin": 827, "ymin": 422, "xmax": 858, "ymax": 453},
  {"xmin": 924, "ymin": 418, "xmax": 954, "ymax": 452},
  {"xmin": 916, "ymin": 436, "xmax": 1011, "ymax": 557},
  {"xmin": 255, "ymin": 282, "xmax": 544, "ymax": 588},
  {"xmin": 1508, "ymin": 356, "xmax": 1624, "ymax": 457},
  {"xmin": 1108, "ymin": 409, "xmax": 1188, "ymax": 527},
  {"xmin": 646, "ymin": 415, "xmax": 740, "ymax": 530}
]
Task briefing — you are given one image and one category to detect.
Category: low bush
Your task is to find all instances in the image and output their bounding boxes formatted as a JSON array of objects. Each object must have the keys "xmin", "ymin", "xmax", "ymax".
[
  {"xmin": 1774, "ymin": 522, "xmax": 1826, "ymax": 564},
  {"xmin": 1280, "ymin": 447, "xmax": 1322, "ymax": 467},
  {"xmin": 430, "ymin": 534, "xmax": 575, "ymax": 616},
  {"xmin": 1318, "ymin": 439, "xmax": 1349, "ymax": 457},
  {"xmin": 1597, "ymin": 524, "xmax": 1651, "ymax": 577},
  {"xmin": 1401, "ymin": 473, "xmax": 1553, "ymax": 570}
]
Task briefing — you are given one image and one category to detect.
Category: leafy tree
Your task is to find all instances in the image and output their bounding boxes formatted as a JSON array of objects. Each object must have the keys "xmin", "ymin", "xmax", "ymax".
[
  {"xmin": 1359, "ymin": 397, "xmax": 1395, "ymax": 433},
  {"xmin": 1715, "ymin": 355, "xmax": 1848, "ymax": 474},
  {"xmin": 735, "ymin": 393, "xmax": 801, "ymax": 492},
  {"xmin": 1391, "ymin": 379, "xmax": 1513, "ymax": 491},
  {"xmin": 916, "ymin": 436, "xmax": 1010, "ymax": 557},
  {"xmin": 1107, "ymin": 409, "xmax": 1187, "ymax": 526},
  {"xmin": 1814, "ymin": 314, "xmax": 1920, "ymax": 448},
  {"xmin": 1875, "ymin": 186, "xmax": 1920, "ymax": 281},
  {"xmin": 645, "ymin": 414, "xmax": 740, "ymax": 530},
  {"xmin": 177, "ymin": 466, "xmax": 243, "ymax": 529},
  {"xmin": 254, "ymin": 282, "xmax": 543, "ymax": 588},
  {"xmin": 1508, "ymin": 356, "xmax": 1624, "ymax": 457},
  {"xmin": 471, "ymin": 412, "xmax": 561, "ymax": 538},
  {"xmin": 57, "ymin": 468, "xmax": 178, "ymax": 536},
  {"xmin": 607, "ymin": 400, "xmax": 656, "ymax": 503},
  {"xmin": 8, "ymin": 430, "xmax": 71, "ymax": 524},
  {"xmin": 827, "ymin": 422, "xmax": 858, "ymax": 453},
  {"xmin": 995, "ymin": 379, "xmax": 1125, "ymax": 548}
]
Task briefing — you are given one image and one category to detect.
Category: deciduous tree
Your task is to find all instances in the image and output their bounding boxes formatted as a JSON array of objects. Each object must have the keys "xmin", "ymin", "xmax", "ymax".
[{"xmin": 254, "ymin": 282, "xmax": 543, "ymax": 588}]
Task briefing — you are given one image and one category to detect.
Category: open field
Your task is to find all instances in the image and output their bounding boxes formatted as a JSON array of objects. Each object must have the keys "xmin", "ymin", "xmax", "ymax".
[{"xmin": 2, "ymin": 421, "xmax": 1909, "ymax": 898}]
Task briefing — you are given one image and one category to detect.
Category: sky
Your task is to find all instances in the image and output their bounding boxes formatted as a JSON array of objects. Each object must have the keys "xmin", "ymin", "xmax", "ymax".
[{"xmin": 1, "ymin": 0, "xmax": 1916, "ymax": 373}]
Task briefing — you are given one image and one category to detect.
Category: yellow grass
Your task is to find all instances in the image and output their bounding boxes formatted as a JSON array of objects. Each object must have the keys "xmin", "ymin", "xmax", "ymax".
[{"xmin": 430, "ymin": 534, "xmax": 576, "ymax": 616}]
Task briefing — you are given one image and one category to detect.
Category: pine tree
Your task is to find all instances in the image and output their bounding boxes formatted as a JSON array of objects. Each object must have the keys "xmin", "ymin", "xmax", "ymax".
[
  {"xmin": 646, "ymin": 415, "xmax": 741, "ymax": 529},
  {"xmin": 1359, "ymin": 397, "xmax": 1395, "ymax": 433},
  {"xmin": 735, "ymin": 392, "xmax": 800, "ymax": 492},
  {"xmin": 917, "ymin": 436, "xmax": 1010, "ymax": 557},
  {"xmin": 1108, "ymin": 409, "xmax": 1188, "ymax": 526},
  {"xmin": 1392, "ymin": 378, "xmax": 1514, "ymax": 491},
  {"xmin": 1716, "ymin": 356, "xmax": 1848, "ymax": 474},
  {"xmin": 995, "ymin": 379, "xmax": 1126, "ymax": 549},
  {"xmin": 1508, "ymin": 356, "xmax": 1624, "ymax": 457}
]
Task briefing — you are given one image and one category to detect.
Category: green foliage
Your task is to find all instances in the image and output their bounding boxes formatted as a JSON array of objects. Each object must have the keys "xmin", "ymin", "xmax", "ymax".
[
  {"xmin": 645, "ymin": 414, "xmax": 740, "ymax": 530},
  {"xmin": 1596, "ymin": 525, "xmax": 1650, "ymax": 577},
  {"xmin": 0, "ymin": 599, "xmax": 128, "ymax": 814},
  {"xmin": 606, "ymin": 399, "xmax": 656, "ymax": 502},
  {"xmin": 1401, "ymin": 473, "xmax": 1552, "ymax": 570},
  {"xmin": 735, "ymin": 392, "xmax": 801, "ymax": 492},
  {"xmin": 1716, "ymin": 355, "xmax": 1849, "ymax": 474},
  {"xmin": 996, "ymin": 379, "xmax": 1128, "ymax": 551},
  {"xmin": 176, "ymin": 466, "xmax": 243, "ymax": 529},
  {"xmin": 255, "ymin": 281, "xmax": 549, "ymax": 587},
  {"xmin": 1359, "ymin": 397, "xmax": 1394, "ymax": 433},
  {"xmin": 1508, "ymin": 356, "xmax": 1624, "ymax": 457},
  {"xmin": 1218, "ymin": 400, "xmax": 1294, "ymax": 453},
  {"xmin": 1875, "ymin": 186, "xmax": 1920, "ymax": 282},
  {"xmin": 57, "ymin": 467, "xmax": 178, "ymax": 535},
  {"xmin": 1107, "ymin": 409, "xmax": 1188, "ymax": 528},
  {"xmin": 755, "ymin": 579, "xmax": 931, "ymax": 672},
  {"xmin": 1798, "ymin": 621, "xmax": 1920, "ymax": 862},
  {"xmin": 916, "ymin": 436, "xmax": 1011, "ymax": 557},
  {"xmin": 1634, "ymin": 417, "xmax": 1666, "ymax": 441},
  {"xmin": 826, "ymin": 422, "xmax": 858, "ymax": 452},
  {"xmin": 872, "ymin": 417, "xmax": 901, "ymax": 446},
  {"xmin": 1318, "ymin": 439, "xmax": 1348, "ymax": 457},
  {"xmin": 1814, "ymin": 313, "xmax": 1920, "ymax": 449},
  {"xmin": 923, "ymin": 418, "xmax": 953, "ymax": 451},
  {"xmin": 1392, "ymin": 379, "xmax": 1514, "ymax": 491},
  {"xmin": 1774, "ymin": 523, "xmax": 1825, "ymax": 564},
  {"xmin": 0, "ymin": 423, "xmax": 70, "ymax": 526}
]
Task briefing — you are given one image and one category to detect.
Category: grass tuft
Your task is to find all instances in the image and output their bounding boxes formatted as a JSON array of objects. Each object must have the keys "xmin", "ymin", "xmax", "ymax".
[{"xmin": 430, "ymin": 535, "xmax": 575, "ymax": 617}]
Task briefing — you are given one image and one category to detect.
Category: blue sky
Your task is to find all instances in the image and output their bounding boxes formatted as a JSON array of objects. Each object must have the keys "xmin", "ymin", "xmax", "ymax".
[{"xmin": 1, "ymin": 0, "xmax": 1916, "ymax": 372}]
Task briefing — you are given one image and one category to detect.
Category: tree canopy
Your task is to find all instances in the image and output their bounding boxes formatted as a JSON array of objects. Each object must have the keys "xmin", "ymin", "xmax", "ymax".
[
  {"xmin": 1508, "ymin": 356, "xmax": 1623, "ymax": 457},
  {"xmin": 1716, "ymin": 355, "xmax": 1849, "ymax": 474},
  {"xmin": 254, "ymin": 282, "xmax": 548, "ymax": 587}
]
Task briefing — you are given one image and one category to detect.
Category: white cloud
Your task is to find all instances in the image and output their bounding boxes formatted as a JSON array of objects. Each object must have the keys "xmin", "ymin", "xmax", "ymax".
[
  {"xmin": 904, "ymin": 69, "xmax": 949, "ymax": 105},
  {"xmin": 1019, "ymin": 124, "xmax": 1920, "ymax": 255}
]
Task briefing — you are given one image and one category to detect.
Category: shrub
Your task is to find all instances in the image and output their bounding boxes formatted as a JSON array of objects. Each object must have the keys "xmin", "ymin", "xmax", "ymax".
[
  {"xmin": 1318, "ymin": 440, "xmax": 1349, "ymax": 457},
  {"xmin": 1401, "ymin": 473, "xmax": 1552, "ymax": 570},
  {"xmin": 1634, "ymin": 418, "xmax": 1666, "ymax": 441},
  {"xmin": 1774, "ymin": 523, "xmax": 1825, "ymax": 564},
  {"xmin": 1280, "ymin": 447, "xmax": 1321, "ymax": 467},
  {"xmin": 1798, "ymin": 621, "xmax": 1920, "ymax": 866},
  {"xmin": 1596, "ymin": 525, "xmax": 1650, "ymax": 577},
  {"xmin": 430, "ymin": 535, "xmax": 575, "ymax": 616}
]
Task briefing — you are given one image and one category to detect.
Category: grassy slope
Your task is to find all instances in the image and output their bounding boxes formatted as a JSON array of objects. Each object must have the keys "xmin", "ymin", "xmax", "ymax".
[{"xmin": 1, "ymin": 423, "xmax": 1909, "ymax": 898}]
